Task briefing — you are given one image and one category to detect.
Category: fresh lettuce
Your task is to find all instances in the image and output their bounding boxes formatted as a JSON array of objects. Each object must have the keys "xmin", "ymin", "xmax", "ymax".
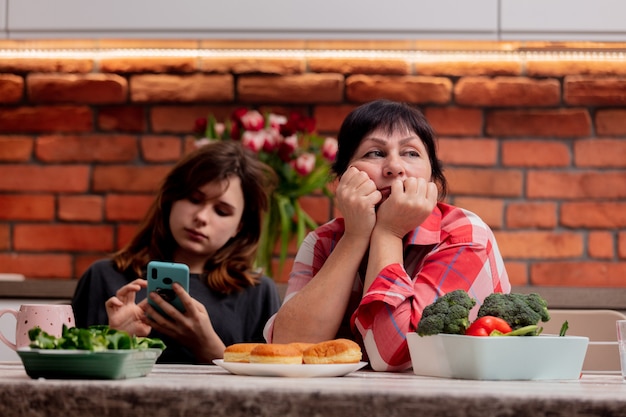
[{"xmin": 28, "ymin": 325, "xmax": 166, "ymax": 351}]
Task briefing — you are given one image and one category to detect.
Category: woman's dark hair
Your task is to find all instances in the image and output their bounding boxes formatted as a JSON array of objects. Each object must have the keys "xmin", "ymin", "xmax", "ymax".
[
  {"xmin": 113, "ymin": 140, "xmax": 277, "ymax": 293},
  {"xmin": 331, "ymin": 99, "xmax": 447, "ymax": 200}
]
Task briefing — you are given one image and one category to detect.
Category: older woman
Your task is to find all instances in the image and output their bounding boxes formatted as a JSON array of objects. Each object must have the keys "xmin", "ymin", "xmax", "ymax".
[{"xmin": 264, "ymin": 99, "xmax": 510, "ymax": 371}]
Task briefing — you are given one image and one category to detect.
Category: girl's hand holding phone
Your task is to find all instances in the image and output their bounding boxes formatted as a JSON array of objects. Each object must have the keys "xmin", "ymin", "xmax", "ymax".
[
  {"xmin": 146, "ymin": 284, "xmax": 226, "ymax": 363},
  {"xmin": 105, "ymin": 279, "xmax": 152, "ymax": 337}
]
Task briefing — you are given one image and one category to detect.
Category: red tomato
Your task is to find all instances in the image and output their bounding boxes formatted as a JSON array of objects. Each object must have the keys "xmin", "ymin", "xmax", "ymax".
[{"xmin": 465, "ymin": 316, "xmax": 512, "ymax": 336}]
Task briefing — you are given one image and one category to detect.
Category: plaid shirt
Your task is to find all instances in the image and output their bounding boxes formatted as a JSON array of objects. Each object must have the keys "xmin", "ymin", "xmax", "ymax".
[{"xmin": 264, "ymin": 202, "xmax": 510, "ymax": 371}]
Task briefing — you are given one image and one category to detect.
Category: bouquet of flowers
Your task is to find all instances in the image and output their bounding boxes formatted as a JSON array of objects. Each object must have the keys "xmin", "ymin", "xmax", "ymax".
[{"xmin": 193, "ymin": 108, "xmax": 338, "ymax": 277}]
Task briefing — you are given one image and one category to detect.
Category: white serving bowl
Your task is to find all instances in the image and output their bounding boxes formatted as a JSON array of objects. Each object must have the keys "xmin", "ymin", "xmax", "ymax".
[{"xmin": 407, "ymin": 333, "xmax": 588, "ymax": 380}]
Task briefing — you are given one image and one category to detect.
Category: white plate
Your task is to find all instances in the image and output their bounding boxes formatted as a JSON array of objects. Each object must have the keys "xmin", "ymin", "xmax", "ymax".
[{"xmin": 213, "ymin": 360, "xmax": 367, "ymax": 377}]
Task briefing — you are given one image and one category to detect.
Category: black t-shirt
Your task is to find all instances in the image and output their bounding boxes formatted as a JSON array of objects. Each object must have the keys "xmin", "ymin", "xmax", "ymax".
[{"xmin": 71, "ymin": 259, "xmax": 281, "ymax": 364}]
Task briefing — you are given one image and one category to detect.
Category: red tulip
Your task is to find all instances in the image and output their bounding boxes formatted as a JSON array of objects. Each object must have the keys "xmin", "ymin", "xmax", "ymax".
[
  {"xmin": 322, "ymin": 137, "xmax": 338, "ymax": 161},
  {"xmin": 240, "ymin": 110, "xmax": 265, "ymax": 131},
  {"xmin": 241, "ymin": 131, "xmax": 264, "ymax": 153},
  {"xmin": 194, "ymin": 117, "xmax": 207, "ymax": 135},
  {"xmin": 291, "ymin": 153, "xmax": 316, "ymax": 176},
  {"xmin": 278, "ymin": 135, "xmax": 298, "ymax": 162}
]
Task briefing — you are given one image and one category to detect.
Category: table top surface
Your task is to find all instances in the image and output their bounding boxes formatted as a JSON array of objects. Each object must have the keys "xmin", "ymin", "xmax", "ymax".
[
  {"xmin": 1, "ymin": 361, "xmax": 624, "ymax": 395},
  {"xmin": 1, "ymin": 361, "xmax": 625, "ymax": 417}
]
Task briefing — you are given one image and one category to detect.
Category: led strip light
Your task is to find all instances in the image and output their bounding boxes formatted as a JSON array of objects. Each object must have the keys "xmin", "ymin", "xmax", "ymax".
[{"xmin": 0, "ymin": 48, "xmax": 625, "ymax": 62}]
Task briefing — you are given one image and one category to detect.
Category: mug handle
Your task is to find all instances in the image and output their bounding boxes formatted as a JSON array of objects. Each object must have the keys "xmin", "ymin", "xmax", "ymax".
[{"xmin": 0, "ymin": 310, "xmax": 18, "ymax": 351}]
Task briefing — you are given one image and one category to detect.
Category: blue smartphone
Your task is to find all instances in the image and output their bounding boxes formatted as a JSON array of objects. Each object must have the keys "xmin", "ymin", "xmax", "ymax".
[{"xmin": 147, "ymin": 261, "xmax": 190, "ymax": 317}]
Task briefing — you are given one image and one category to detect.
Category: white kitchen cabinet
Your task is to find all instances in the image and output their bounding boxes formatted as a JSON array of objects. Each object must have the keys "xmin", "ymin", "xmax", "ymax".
[
  {"xmin": 0, "ymin": 0, "xmax": 6, "ymax": 35},
  {"xmin": 2, "ymin": 1, "xmax": 626, "ymax": 51},
  {"xmin": 500, "ymin": 0, "xmax": 626, "ymax": 41},
  {"xmin": 5, "ymin": 0, "xmax": 498, "ymax": 39}
]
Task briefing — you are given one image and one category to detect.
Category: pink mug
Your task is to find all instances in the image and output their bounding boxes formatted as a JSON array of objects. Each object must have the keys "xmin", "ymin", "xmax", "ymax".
[{"xmin": 0, "ymin": 304, "xmax": 75, "ymax": 350}]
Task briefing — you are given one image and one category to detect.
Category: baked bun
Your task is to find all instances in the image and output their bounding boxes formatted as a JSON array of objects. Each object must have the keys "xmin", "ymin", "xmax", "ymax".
[
  {"xmin": 223, "ymin": 343, "xmax": 262, "ymax": 363},
  {"xmin": 287, "ymin": 342, "xmax": 315, "ymax": 354},
  {"xmin": 303, "ymin": 339, "xmax": 362, "ymax": 364},
  {"xmin": 249, "ymin": 344, "xmax": 303, "ymax": 364}
]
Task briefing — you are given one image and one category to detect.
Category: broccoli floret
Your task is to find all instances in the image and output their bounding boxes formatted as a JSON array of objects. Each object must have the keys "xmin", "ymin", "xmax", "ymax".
[
  {"xmin": 524, "ymin": 293, "xmax": 551, "ymax": 322},
  {"xmin": 417, "ymin": 289, "xmax": 476, "ymax": 336},
  {"xmin": 477, "ymin": 293, "xmax": 550, "ymax": 331}
]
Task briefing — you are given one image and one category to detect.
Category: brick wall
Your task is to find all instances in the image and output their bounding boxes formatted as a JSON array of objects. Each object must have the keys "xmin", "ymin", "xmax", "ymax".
[{"xmin": 0, "ymin": 40, "xmax": 625, "ymax": 287}]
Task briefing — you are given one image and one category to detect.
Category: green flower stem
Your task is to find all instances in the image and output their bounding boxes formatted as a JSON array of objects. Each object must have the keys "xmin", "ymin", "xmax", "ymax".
[{"xmin": 276, "ymin": 194, "xmax": 293, "ymax": 271}]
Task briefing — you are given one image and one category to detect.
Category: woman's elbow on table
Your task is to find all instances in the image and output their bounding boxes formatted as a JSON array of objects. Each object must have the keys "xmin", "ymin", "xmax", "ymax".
[{"xmin": 362, "ymin": 331, "xmax": 412, "ymax": 372}]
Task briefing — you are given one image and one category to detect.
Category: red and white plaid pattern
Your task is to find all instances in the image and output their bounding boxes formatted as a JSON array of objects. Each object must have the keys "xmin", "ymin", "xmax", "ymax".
[{"xmin": 264, "ymin": 202, "xmax": 510, "ymax": 371}]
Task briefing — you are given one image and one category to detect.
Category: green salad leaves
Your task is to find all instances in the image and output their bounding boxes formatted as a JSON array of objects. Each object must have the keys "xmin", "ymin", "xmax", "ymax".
[{"xmin": 28, "ymin": 325, "xmax": 166, "ymax": 351}]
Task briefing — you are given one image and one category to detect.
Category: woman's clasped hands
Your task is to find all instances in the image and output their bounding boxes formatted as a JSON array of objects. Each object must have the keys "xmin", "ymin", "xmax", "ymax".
[
  {"xmin": 336, "ymin": 166, "xmax": 438, "ymax": 240},
  {"xmin": 375, "ymin": 176, "xmax": 438, "ymax": 239}
]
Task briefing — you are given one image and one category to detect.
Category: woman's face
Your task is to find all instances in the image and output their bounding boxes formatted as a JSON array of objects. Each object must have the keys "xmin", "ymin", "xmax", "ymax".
[
  {"xmin": 169, "ymin": 176, "xmax": 244, "ymax": 263},
  {"xmin": 349, "ymin": 127, "xmax": 432, "ymax": 201}
]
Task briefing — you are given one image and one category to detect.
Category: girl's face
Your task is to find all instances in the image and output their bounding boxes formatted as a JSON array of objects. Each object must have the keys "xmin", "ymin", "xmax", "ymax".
[
  {"xmin": 349, "ymin": 127, "xmax": 432, "ymax": 201},
  {"xmin": 169, "ymin": 176, "xmax": 244, "ymax": 267}
]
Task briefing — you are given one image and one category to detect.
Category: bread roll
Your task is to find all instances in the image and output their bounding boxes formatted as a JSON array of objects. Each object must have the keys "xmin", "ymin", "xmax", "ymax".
[
  {"xmin": 287, "ymin": 342, "xmax": 315, "ymax": 353},
  {"xmin": 249, "ymin": 343, "xmax": 303, "ymax": 364},
  {"xmin": 223, "ymin": 343, "xmax": 262, "ymax": 363},
  {"xmin": 303, "ymin": 339, "xmax": 362, "ymax": 364}
]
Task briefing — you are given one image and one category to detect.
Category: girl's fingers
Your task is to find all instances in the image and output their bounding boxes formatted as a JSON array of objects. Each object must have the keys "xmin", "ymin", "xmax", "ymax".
[
  {"xmin": 133, "ymin": 279, "xmax": 148, "ymax": 289},
  {"xmin": 172, "ymin": 283, "xmax": 194, "ymax": 312},
  {"xmin": 105, "ymin": 296, "xmax": 123, "ymax": 308},
  {"xmin": 148, "ymin": 291, "xmax": 183, "ymax": 321},
  {"xmin": 116, "ymin": 279, "xmax": 144, "ymax": 296},
  {"xmin": 114, "ymin": 279, "xmax": 147, "ymax": 303}
]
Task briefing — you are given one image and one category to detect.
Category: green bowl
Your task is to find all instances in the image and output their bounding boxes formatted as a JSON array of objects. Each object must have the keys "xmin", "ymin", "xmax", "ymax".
[{"xmin": 17, "ymin": 348, "xmax": 162, "ymax": 380}]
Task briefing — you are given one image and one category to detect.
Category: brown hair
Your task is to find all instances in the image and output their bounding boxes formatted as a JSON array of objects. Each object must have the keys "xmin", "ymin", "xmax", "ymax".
[{"xmin": 113, "ymin": 140, "xmax": 277, "ymax": 293}]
